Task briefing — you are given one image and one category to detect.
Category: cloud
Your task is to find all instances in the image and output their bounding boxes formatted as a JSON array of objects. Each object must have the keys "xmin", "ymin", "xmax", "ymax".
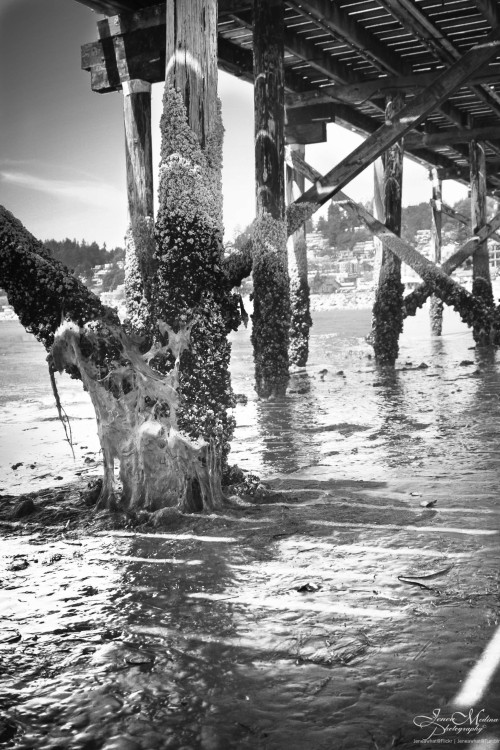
[{"xmin": 0, "ymin": 168, "xmax": 123, "ymax": 209}]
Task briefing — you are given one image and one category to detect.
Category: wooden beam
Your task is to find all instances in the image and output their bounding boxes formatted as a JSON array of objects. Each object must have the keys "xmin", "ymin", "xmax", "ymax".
[
  {"xmin": 286, "ymin": 69, "xmax": 500, "ymax": 108},
  {"xmin": 286, "ymin": 0, "xmax": 409, "ymax": 77},
  {"xmin": 252, "ymin": 0, "xmax": 290, "ymax": 398},
  {"xmin": 123, "ymin": 79, "xmax": 153, "ymax": 222},
  {"xmin": 470, "ymin": 139, "xmax": 493, "ymax": 336},
  {"xmin": 429, "ymin": 168, "xmax": 443, "ymax": 335},
  {"xmin": 285, "ymin": 122, "xmax": 327, "ymax": 145},
  {"xmin": 97, "ymin": 3, "xmax": 164, "ymax": 36},
  {"xmin": 286, "ymin": 149, "xmax": 321, "ymax": 183},
  {"xmin": 476, "ymin": 0, "xmax": 500, "ymax": 28},
  {"xmin": 378, "ymin": 0, "xmax": 500, "ymax": 119},
  {"xmin": 406, "ymin": 125, "xmax": 500, "ymax": 149},
  {"xmin": 74, "ymin": 0, "xmax": 145, "ymax": 14},
  {"xmin": 440, "ymin": 199, "xmax": 500, "ymax": 244},
  {"xmin": 292, "ymin": 35, "xmax": 500, "ymax": 218},
  {"xmin": 286, "ymin": 143, "xmax": 311, "ymax": 368},
  {"xmin": 286, "ymin": 102, "xmax": 377, "ymax": 135},
  {"xmin": 226, "ymin": 5, "xmax": 363, "ymax": 87},
  {"xmin": 371, "ymin": 93, "xmax": 405, "ymax": 365},
  {"xmin": 403, "ymin": 209, "xmax": 500, "ymax": 317}
]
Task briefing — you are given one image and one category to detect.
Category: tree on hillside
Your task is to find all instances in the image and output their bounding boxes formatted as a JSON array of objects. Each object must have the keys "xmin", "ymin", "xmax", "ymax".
[
  {"xmin": 44, "ymin": 238, "xmax": 125, "ymax": 281},
  {"xmin": 317, "ymin": 201, "xmax": 372, "ymax": 256},
  {"xmin": 401, "ymin": 202, "xmax": 432, "ymax": 244}
]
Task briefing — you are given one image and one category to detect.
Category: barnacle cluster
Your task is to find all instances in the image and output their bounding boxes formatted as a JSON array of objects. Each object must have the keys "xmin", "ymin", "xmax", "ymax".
[
  {"xmin": 152, "ymin": 87, "xmax": 240, "ymax": 465},
  {"xmin": 288, "ymin": 235, "xmax": 312, "ymax": 368},
  {"xmin": 372, "ymin": 253, "xmax": 404, "ymax": 365},
  {"xmin": 251, "ymin": 211, "xmax": 290, "ymax": 397},
  {"xmin": 0, "ymin": 206, "xmax": 116, "ymax": 354}
]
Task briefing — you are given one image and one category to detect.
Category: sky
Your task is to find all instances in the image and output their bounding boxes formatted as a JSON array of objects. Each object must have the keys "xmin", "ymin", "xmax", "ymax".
[{"xmin": 0, "ymin": 0, "xmax": 469, "ymax": 249}]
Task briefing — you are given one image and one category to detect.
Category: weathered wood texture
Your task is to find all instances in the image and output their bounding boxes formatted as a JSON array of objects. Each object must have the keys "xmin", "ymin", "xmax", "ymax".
[
  {"xmin": 293, "ymin": 35, "xmax": 500, "ymax": 219},
  {"xmin": 123, "ymin": 79, "xmax": 153, "ymax": 222},
  {"xmin": 470, "ymin": 140, "xmax": 494, "ymax": 319},
  {"xmin": 338, "ymin": 193, "xmax": 499, "ymax": 343},
  {"xmin": 165, "ymin": 0, "xmax": 217, "ymax": 147},
  {"xmin": 254, "ymin": 0, "xmax": 284, "ymax": 220},
  {"xmin": 286, "ymin": 144, "xmax": 311, "ymax": 369},
  {"xmin": 251, "ymin": 0, "xmax": 290, "ymax": 398},
  {"xmin": 371, "ymin": 94, "xmax": 405, "ymax": 365},
  {"xmin": 429, "ymin": 168, "xmax": 443, "ymax": 336}
]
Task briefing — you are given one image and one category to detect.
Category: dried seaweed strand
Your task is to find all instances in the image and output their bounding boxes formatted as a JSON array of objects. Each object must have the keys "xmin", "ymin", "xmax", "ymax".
[{"xmin": 48, "ymin": 363, "xmax": 75, "ymax": 459}]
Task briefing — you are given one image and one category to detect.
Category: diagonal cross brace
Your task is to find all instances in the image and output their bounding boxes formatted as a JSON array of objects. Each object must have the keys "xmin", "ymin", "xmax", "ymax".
[
  {"xmin": 292, "ymin": 34, "xmax": 500, "ymax": 218},
  {"xmin": 403, "ymin": 210, "xmax": 500, "ymax": 316}
]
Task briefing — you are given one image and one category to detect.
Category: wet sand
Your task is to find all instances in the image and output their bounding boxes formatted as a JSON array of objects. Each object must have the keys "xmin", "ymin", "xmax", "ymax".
[{"xmin": 1, "ymin": 306, "xmax": 500, "ymax": 748}]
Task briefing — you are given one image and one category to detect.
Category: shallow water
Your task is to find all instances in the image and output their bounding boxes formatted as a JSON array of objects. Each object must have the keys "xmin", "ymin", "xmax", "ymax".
[{"xmin": 1, "ymin": 305, "xmax": 500, "ymax": 748}]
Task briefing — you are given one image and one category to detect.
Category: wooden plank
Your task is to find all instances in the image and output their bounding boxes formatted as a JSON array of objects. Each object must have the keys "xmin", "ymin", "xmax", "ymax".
[
  {"xmin": 476, "ymin": 0, "xmax": 500, "ymax": 28},
  {"xmin": 378, "ymin": 0, "xmax": 500, "ymax": 118},
  {"xmin": 285, "ymin": 122, "xmax": 327, "ymax": 145},
  {"xmin": 371, "ymin": 93, "xmax": 405, "ymax": 364},
  {"xmin": 254, "ymin": 0, "xmax": 285, "ymax": 219},
  {"xmin": 440, "ymin": 201, "xmax": 500, "ymax": 244},
  {"xmin": 74, "ymin": 0, "xmax": 145, "ymax": 14},
  {"xmin": 429, "ymin": 168, "xmax": 443, "ymax": 335},
  {"xmin": 286, "ymin": 143, "xmax": 311, "ymax": 368},
  {"xmin": 286, "ymin": 0, "xmax": 409, "ymax": 77},
  {"xmin": 252, "ymin": 0, "xmax": 290, "ymax": 398},
  {"xmin": 286, "ymin": 69, "xmax": 500, "ymax": 108},
  {"xmin": 292, "ymin": 35, "xmax": 500, "ymax": 215},
  {"xmin": 123, "ymin": 80, "xmax": 153, "ymax": 222},
  {"xmin": 97, "ymin": 3, "xmax": 164, "ymax": 37},
  {"xmin": 470, "ymin": 139, "xmax": 493, "ymax": 327},
  {"xmin": 406, "ymin": 125, "xmax": 500, "ymax": 149},
  {"xmin": 403, "ymin": 210, "xmax": 500, "ymax": 317}
]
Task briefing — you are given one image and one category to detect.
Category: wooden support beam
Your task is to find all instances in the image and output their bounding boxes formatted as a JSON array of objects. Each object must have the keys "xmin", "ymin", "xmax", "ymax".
[
  {"xmin": 226, "ymin": 5, "xmax": 363, "ymax": 88},
  {"xmin": 123, "ymin": 79, "xmax": 153, "ymax": 222},
  {"xmin": 476, "ymin": 0, "xmax": 500, "ymax": 28},
  {"xmin": 405, "ymin": 125, "xmax": 500, "ymax": 149},
  {"xmin": 286, "ymin": 144, "xmax": 311, "ymax": 368},
  {"xmin": 284, "ymin": 69, "xmax": 500, "ymax": 109},
  {"xmin": 74, "ymin": 0, "xmax": 144, "ymax": 14},
  {"xmin": 252, "ymin": 0, "xmax": 290, "ymax": 398},
  {"xmin": 403, "ymin": 210, "xmax": 500, "ymax": 317},
  {"xmin": 285, "ymin": 122, "xmax": 327, "ymax": 145},
  {"xmin": 371, "ymin": 94, "xmax": 405, "ymax": 365},
  {"xmin": 439, "ymin": 201, "xmax": 500, "ymax": 244},
  {"xmin": 378, "ymin": 0, "xmax": 500, "ymax": 119},
  {"xmin": 336, "ymin": 191, "xmax": 497, "ymax": 340},
  {"xmin": 286, "ymin": 0, "xmax": 409, "ymax": 77},
  {"xmin": 292, "ymin": 35, "xmax": 500, "ymax": 222},
  {"xmin": 470, "ymin": 140, "xmax": 494, "ymax": 344},
  {"xmin": 286, "ymin": 102, "xmax": 377, "ymax": 135},
  {"xmin": 429, "ymin": 168, "xmax": 443, "ymax": 335},
  {"xmin": 122, "ymin": 79, "xmax": 154, "ymax": 326}
]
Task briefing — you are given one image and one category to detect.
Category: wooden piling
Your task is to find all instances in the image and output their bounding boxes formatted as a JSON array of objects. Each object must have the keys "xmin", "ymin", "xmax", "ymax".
[
  {"xmin": 154, "ymin": 0, "xmax": 239, "ymax": 485},
  {"xmin": 371, "ymin": 94, "xmax": 405, "ymax": 366},
  {"xmin": 251, "ymin": 0, "xmax": 290, "ymax": 398},
  {"xmin": 122, "ymin": 79, "xmax": 154, "ymax": 331},
  {"xmin": 123, "ymin": 79, "xmax": 154, "ymax": 222},
  {"xmin": 470, "ymin": 139, "xmax": 494, "ymax": 344},
  {"xmin": 286, "ymin": 143, "xmax": 312, "ymax": 369},
  {"xmin": 429, "ymin": 168, "xmax": 443, "ymax": 336}
]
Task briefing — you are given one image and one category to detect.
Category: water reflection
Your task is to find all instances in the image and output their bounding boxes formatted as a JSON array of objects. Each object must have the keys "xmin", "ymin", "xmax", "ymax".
[{"xmin": 255, "ymin": 373, "xmax": 323, "ymax": 474}]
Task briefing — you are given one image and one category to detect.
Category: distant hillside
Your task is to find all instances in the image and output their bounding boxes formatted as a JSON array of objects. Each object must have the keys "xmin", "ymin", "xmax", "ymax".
[{"xmin": 43, "ymin": 238, "xmax": 125, "ymax": 290}]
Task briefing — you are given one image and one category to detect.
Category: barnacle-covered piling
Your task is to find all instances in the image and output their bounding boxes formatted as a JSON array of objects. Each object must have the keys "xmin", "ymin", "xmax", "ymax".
[
  {"xmin": 371, "ymin": 95, "xmax": 405, "ymax": 366},
  {"xmin": 286, "ymin": 146, "xmax": 312, "ymax": 369},
  {"xmin": 251, "ymin": 0, "xmax": 290, "ymax": 398}
]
